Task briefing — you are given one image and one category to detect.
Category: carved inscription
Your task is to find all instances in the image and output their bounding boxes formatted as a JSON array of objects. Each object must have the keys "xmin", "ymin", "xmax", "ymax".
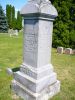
[
  {"xmin": 25, "ymin": 33, "xmax": 37, "ymax": 52},
  {"xmin": 23, "ymin": 19, "xmax": 38, "ymax": 67}
]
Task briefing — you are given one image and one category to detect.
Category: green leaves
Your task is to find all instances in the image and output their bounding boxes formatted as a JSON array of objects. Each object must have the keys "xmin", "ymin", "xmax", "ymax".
[
  {"xmin": 16, "ymin": 11, "xmax": 22, "ymax": 31},
  {"xmin": 6, "ymin": 5, "xmax": 22, "ymax": 30},
  {"xmin": 52, "ymin": 0, "xmax": 75, "ymax": 48},
  {"xmin": 0, "ymin": 5, "xmax": 8, "ymax": 33}
]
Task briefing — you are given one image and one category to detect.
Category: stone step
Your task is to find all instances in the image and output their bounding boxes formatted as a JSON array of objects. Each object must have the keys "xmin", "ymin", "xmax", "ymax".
[
  {"xmin": 11, "ymin": 80, "xmax": 60, "ymax": 100},
  {"xmin": 14, "ymin": 71, "xmax": 57, "ymax": 92},
  {"xmin": 20, "ymin": 64, "xmax": 54, "ymax": 79}
]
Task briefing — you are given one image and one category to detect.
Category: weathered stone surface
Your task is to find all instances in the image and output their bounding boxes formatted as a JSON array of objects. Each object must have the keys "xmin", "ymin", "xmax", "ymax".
[
  {"xmin": 65, "ymin": 48, "xmax": 72, "ymax": 54},
  {"xmin": 23, "ymin": 20, "xmax": 53, "ymax": 68},
  {"xmin": 20, "ymin": 0, "xmax": 58, "ymax": 17},
  {"xmin": 20, "ymin": 64, "xmax": 53, "ymax": 79},
  {"xmin": 11, "ymin": 80, "xmax": 60, "ymax": 100},
  {"xmin": 7, "ymin": 68, "xmax": 13, "ymax": 75},
  {"xmin": 14, "ymin": 71, "xmax": 57, "ymax": 92},
  {"xmin": 57, "ymin": 47, "xmax": 64, "ymax": 54},
  {"xmin": 11, "ymin": 0, "xmax": 60, "ymax": 100},
  {"xmin": 72, "ymin": 49, "xmax": 75, "ymax": 54}
]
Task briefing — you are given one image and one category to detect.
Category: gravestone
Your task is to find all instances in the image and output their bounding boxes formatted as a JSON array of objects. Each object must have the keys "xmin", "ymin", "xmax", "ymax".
[
  {"xmin": 14, "ymin": 30, "xmax": 18, "ymax": 36},
  {"xmin": 8, "ymin": 29, "xmax": 18, "ymax": 37},
  {"xmin": 11, "ymin": 0, "xmax": 60, "ymax": 100},
  {"xmin": 72, "ymin": 49, "xmax": 75, "ymax": 54},
  {"xmin": 57, "ymin": 47, "xmax": 64, "ymax": 54},
  {"xmin": 65, "ymin": 48, "xmax": 72, "ymax": 55}
]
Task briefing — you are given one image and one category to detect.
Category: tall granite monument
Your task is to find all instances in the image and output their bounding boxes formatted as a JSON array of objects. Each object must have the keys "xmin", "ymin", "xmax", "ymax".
[{"xmin": 11, "ymin": 0, "xmax": 60, "ymax": 100}]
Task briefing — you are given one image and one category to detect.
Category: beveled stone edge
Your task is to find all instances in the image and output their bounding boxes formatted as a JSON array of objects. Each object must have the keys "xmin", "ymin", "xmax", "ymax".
[
  {"xmin": 14, "ymin": 71, "xmax": 57, "ymax": 84},
  {"xmin": 21, "ymin": 63, "xmax": 54, "ymax": 73},
  {"xmin": 11, "ymin": 80, "xmax": 60, "ymax": 99}
]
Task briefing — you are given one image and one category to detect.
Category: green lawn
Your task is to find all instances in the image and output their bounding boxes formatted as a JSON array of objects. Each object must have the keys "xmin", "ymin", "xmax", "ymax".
[{"xmin": 0, "ymin": 33, "xmax": 75, "ymax": 100}]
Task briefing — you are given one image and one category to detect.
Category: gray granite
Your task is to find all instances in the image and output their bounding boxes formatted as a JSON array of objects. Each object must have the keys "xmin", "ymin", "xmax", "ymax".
[
  {"xmin": 7, "ymin": 68, "xmax": 13, "ymax": 75},
  {"xmin": 11, "ymin": 80, "xmax": 60, "ymax": 100},
  {"xmin": 20, "ymin": 0, "xmax": 58, "ymax": 18},
  {"xmin": 11, "ymin": 0, "xmax": 60, "ymax": 100},
  {"xmin": 14, "ymin": 71, "xmax": 57, "ymax": 92},
  {"xmin": 20, "ymin": 64, "xmax": 54, "ymax": 79}
]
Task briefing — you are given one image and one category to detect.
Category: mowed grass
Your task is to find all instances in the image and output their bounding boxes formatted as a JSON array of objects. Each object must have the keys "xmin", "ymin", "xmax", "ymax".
[
  {"xmin": 51, "ymin": 49, "xmax": 75, "ymax": 100},
  {"xmin": 0, "ymin": 33, "xmax": 23, "ymax": 100},
  {"xmin": 0, "ymin": 33, "xmax": 75, "ymax": 100}
]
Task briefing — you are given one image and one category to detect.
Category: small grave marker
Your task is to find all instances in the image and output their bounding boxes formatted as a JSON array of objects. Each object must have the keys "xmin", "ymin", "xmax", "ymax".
[
  {"xmin": 57, "ymin": 47, "xmax": 64, "ymax": 54},
  {"xmin": 65, "ymin": 48, "xmax": 72, "ymax": 54}
]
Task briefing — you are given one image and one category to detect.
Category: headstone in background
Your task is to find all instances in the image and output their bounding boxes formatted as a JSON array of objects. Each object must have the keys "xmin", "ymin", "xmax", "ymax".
[
  {"xmin": 65, "ymin": 48, "xmax": 72, "ymax": 54},
  {"xmin": 8, "ymin": 29, "xmax": 18, "ymax": 37},
  {"xmin": 8, "ymin": 29, "xmax": 13, "ymax": 37},
  {"xmin": 72, "ymin": 49, "xmax": 75, "ymax": 54},
  {"xmin": 19, "ymin": 29, "xmax": 23, "ymax": 33},
  {"xmin": 11, "ymin": 0, "xmax": 60, "ymax": 100},
  {"xmin": 57, "ymin": 47, "xmax": 64, "ymax": 54},
  {"xmin": 14, "ymin": 30, "xmax": 18, "ymax": 36}
]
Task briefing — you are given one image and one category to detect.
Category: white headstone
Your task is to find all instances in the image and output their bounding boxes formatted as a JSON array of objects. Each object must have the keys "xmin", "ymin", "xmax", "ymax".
[
  {"xmin": 57, "ymin": 47, "xmax": 64, "ymax": 54},
  {"xmin": 14, "ymin": 30, "xmax": 18, "ymax": 36},
  {"xmin": 65, "ymin": 48, "xmax": 72, "ymax": 54},
  {"xmin": 72, "ymin": 49, "xmax": 75, "ymax": 54},
  {"xmin": 11, "ymin": 0, "xmax": 60, "ymax": 100}
]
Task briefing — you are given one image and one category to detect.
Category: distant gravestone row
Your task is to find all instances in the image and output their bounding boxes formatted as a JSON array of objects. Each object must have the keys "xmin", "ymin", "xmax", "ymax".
[
  {"xmin": 57, "ymin": 47, "xmax": 75, "ymax": 55},
  {"xmin": 8, "ymin": 29, "xmax": 18, "ymax": 37}
]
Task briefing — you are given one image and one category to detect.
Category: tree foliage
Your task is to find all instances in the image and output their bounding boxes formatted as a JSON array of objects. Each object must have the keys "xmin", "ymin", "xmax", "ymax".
[
  {"xmin": 50, "ymin": 0, "xmax": 75, "ymax": 48},
  {"xmin": 12, "ymin": 6, "xmax": 15, "ymax": 29},
  {"xmin": 6, "ymin": 5, "xmax": 12, "ymax": 29},
  {"xmin": 0, "ymin": 5, "xmax": 8, "ymax": 33},
  {"xmin": 16, "ymin": 11, "xmax": 22, "ymax": 31},
  {"xmin": 6, "ymin": 5, "xmax": 22, "ymax": 31}
]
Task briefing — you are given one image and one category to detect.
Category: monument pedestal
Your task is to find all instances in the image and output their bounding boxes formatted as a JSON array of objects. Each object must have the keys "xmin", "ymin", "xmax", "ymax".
[
  {"xmin": 11, "ymin": 0, "xmax": 60, "ymax": 100},
  {"xmin": 12, "ymin": 64, "xmax": 60, "ymax": 100}
]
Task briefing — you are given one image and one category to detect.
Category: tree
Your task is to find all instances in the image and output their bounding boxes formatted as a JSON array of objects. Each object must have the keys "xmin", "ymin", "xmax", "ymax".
[
  {"xmin": 6, "ymin": 5, "xmax": 16, "ymax": 29},
  {"xmin": 16, "ymin": 11, "xmax": 22, "ymax": 31},
  {"xmin": 6, "ymin": 5, "xmax": 22, "ymax": 30},
  {"xmin": 50, "ymin": 0, "xmax": 75, "ymax": 48},
  {"xmin": 11, "ymin": 6, "xmax": 15, "ymax": 29},
  {"xmin": 6, "ymin": 5, "xmax": 12, "ymax": 29},
  {"xmin": 0, "ymin": 5, "xmax": 8, "ymax": 33}
]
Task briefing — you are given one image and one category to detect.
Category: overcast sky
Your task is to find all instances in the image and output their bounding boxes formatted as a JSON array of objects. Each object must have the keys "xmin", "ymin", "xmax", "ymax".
[{"xmin": 0, "ymin": 0, "xmax": 27, "ymax": 11}]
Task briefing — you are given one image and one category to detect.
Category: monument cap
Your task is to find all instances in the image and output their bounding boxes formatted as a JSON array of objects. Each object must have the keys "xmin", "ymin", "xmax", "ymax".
[{"xmin": 20, "ymin": 0, "xmax": 58, "ymax": 19}]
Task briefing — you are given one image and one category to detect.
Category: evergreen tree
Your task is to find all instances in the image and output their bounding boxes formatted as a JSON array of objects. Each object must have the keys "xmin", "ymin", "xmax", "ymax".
[
  {"xmin": 11, "ymin": 6, "xmax": 15, "ymax": 29},
  {"xmin": 50, "ymin": 0, "xmax": 75, "ymax": 48},
  {"xmin": 16, "ymin": 11, "xmax": 22, "ymax": 31},
  {"xmin": 0, "ymin": 5, "xmax": 8, "ymax": 33},
  {"xmin": 6, "ymin": 5, "xmax": 22, "ymax": 30},
  {"xmin": 13, "ymin": 18, "xmax": 17, "ymax": 30},
  {"xmin": 6, "ymin": 5, "xmax": 12, "ymax": 29}
]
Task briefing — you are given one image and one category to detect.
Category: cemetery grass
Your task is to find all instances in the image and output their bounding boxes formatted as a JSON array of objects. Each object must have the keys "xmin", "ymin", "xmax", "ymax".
[{"xmin": 0, "ymin": 33, "xmax": 75, "ymax": 100}]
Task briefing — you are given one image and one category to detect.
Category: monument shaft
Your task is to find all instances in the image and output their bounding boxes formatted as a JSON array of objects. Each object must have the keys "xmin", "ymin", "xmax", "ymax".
[{"xmin": 11, "ymin": 0, "xmax": 60, "ymax": 100}]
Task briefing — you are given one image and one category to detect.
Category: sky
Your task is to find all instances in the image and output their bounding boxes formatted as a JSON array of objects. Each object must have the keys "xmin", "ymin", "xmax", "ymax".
[{"xmin": 0, "ymin": 0, "xmax": 27, "ymax": 11}]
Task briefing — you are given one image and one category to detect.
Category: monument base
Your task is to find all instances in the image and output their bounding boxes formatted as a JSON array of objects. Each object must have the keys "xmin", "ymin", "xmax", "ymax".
[
  {"xmin": 12, "ymin": 80, "xmax": 60, "ymax": 100},
  {"xmin": 11, "ymin": 64, "xmax": 60, "ymax": 100}
]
